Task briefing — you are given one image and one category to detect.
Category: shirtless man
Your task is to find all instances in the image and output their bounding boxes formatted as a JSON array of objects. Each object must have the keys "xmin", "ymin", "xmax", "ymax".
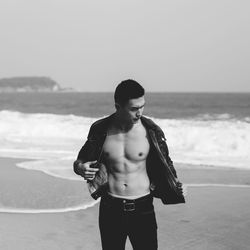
[
  {"xmin": 103, "ymin": 95, "xmax": 149, "ymax": 198},
  {"xmin": 73, "ymin": 80, "xmax": 184, "ymax": 250}
]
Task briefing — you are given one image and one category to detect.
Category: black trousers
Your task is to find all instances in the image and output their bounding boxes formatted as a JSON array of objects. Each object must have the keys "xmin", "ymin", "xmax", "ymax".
[{"xmin": 99, "ymin": 193, "xmax": 158, "ymax": 250}]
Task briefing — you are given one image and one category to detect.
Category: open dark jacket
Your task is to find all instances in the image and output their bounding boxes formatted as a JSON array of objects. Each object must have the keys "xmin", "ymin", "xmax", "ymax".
[{"xmin": 74, "ymin": 114, "xmax": 185, "ymax": 205}]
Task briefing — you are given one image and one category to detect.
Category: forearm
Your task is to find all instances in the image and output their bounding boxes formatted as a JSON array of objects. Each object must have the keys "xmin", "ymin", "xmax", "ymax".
[{"xmin": 74, "ymin": 140, "xmax": 91, "ymax": 176}]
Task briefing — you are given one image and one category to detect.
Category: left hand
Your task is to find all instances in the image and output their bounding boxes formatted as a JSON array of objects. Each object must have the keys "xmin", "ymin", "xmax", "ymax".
[
  {"xmin": 182, "ymin": 184, "xmax": 188, "ymax": 197},
  {"xmin": 177, "ymin": 182, "xmax": 187, "ymax": 197}
]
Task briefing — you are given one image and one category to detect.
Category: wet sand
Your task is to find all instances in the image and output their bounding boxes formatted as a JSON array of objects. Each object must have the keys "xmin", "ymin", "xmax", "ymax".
[{"xmin": 0, "ymin": 158, "xmax": 250, "ymax": 250}]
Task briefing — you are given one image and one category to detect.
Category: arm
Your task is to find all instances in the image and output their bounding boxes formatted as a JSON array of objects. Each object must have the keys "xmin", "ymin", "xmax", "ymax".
[
  {"xmin": 73, "ymin": 125, "xmax": 99, "ymax": 180},
  {"xmin": 156, "ymin": 129, "xmax": 186, "ymax": 201},
  {"xmin": 155, "ymin": 129, "xmax": 178, "ymax": 178}
]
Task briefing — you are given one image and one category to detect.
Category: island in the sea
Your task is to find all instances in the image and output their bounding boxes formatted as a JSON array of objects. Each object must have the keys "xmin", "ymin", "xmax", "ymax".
[{"xmin": 0, "ymin": 76, "xmax": 74, "ymax": 93}]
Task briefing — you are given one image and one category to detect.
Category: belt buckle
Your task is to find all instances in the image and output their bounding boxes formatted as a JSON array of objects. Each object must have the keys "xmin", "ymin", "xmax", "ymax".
[{"xmin": 123, "ymin": 201, "xmax": 135, "ymax": 212}]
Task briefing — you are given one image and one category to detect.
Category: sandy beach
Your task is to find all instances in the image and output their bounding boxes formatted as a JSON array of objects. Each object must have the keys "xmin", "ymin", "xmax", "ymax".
[{"xmin": 0, "ymin": 157, "xmax": 250, "ymax": 250}]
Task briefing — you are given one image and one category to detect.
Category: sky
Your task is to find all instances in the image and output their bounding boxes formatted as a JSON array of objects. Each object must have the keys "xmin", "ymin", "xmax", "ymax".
[{"xmin": 0, "ymin": 0, "xmax": 250, "ymax": 92}]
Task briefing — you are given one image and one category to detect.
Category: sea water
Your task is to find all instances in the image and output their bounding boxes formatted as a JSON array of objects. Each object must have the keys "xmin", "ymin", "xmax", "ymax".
[{"xmin": 0, "ymin": 92, "xmax": 249, "ymax": 212}]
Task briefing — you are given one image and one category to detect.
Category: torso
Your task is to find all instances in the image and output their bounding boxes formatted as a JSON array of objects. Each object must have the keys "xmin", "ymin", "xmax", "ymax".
[{"xmin": 102, "ymin": 121, "xmax": 151, "ymax": 197}]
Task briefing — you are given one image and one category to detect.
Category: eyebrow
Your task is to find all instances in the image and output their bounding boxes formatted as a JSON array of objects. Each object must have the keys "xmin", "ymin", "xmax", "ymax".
[{"xmin": 131, "ymin": 104, "xmax": 145, "ymax": 109}]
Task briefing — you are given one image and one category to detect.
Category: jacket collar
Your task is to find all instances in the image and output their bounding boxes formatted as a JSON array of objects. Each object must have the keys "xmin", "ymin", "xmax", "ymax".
[{"xmin": 92, "ymin": 113, "xmax": 160, "ymax": 135}]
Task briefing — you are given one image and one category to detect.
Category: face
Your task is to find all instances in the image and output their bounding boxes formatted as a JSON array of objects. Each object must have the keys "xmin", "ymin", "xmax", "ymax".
[{"xmin": 116, "ymin": 96, "xmax": 145, "ymax": 124}]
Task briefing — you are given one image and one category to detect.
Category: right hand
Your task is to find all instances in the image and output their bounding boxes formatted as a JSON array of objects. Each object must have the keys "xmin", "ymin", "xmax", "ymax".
[{"xmin": 77, "ymin": 160, "xmax": 99, "ymax": 181}]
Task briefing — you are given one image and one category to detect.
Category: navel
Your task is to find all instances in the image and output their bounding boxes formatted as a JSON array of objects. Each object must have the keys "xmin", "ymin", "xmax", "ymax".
[{"xmin": 139, "ymin": 152, "xmax": 143, "ymax": 157}]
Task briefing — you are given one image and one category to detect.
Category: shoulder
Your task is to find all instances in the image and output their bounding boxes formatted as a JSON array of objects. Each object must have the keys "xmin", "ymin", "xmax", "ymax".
[
  {"xmin": 91, "ymin": 116, "xmax": 109, "ymax": 128},
  {"xmin": 141, "ymin": 116, "xmax": 163, "ymax": 132},
  {"xmin": 88, "ymin": 113, "xmax": 115, "ymax": 136},
  {"xmin": 141, "ymin": 116, "xmax": 166, "ymax": 139}
]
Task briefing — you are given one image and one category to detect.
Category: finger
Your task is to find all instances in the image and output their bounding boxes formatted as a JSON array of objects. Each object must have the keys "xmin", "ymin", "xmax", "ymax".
[
  {"xmin": 86, "ymin": 168, "xmax": 99, "ymax": 173},
  {"xmin": 85, "ymin": 174, "xmax": 95, "ymax": 179},
  {"xmin": 85, "ymin": 172, "xmax": 95, "ymax": 177},
  {"xmin": 87, "ymin": 176, "xmax": 96, "ymax": 181},
  {"xmin": 182, "ymin": 186, "xmax": 188, "ymax": 196},
  {"xmin": 85, "ymin": 170, "xmax": 98, "ymax": 175},
  {"xmin": 88, "ymin": 175, "xmax": 95, "ymax": 180},
  {"xmin": 88, "ymin": 160, "xmax": 97, "ymax": 165}
]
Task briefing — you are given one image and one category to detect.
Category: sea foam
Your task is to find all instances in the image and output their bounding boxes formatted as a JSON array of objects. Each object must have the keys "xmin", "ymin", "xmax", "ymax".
[{"xmin": 0, "ymin": 110, "xmax": 250, "ymax": 179}]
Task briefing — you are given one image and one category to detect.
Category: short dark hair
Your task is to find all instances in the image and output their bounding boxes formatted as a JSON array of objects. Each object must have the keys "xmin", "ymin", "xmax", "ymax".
[{"xmin": 114, "ymin": 79, "xmax": 145, "ymax": 106}]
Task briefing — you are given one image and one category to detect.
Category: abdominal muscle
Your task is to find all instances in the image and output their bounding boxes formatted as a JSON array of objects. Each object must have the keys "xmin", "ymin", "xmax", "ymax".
[
  {"xmin": 107, "ymin": 161, "xmax": 150, "ymax": 197},
  {"xmin": 103, "ymin": 125, "xmax": 151, "ymax": 197}
]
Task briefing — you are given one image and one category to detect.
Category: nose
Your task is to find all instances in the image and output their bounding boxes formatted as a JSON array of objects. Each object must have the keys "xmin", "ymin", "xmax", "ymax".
[{"xmin": 136, "ymin": 109, "xmax": 142, "ymax": 118}]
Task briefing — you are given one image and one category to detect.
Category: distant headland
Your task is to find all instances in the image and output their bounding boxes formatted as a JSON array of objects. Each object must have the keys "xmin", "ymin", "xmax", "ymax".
[{"xmin": 0, "ymin": 77, "xmax": 74, "ymax": 93}]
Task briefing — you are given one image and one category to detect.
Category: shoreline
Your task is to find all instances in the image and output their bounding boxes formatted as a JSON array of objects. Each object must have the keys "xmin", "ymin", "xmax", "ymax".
[
  {"xmin": 0, "ymin": 156, "xmax": 250, "ymax": 214},
  {"xmin": 0, "ymin": 157, "xmax": 94, "ymax": 213},
  {"xmin": 1, "ymin": 157, "xmax": 250, "ymax": 249}
]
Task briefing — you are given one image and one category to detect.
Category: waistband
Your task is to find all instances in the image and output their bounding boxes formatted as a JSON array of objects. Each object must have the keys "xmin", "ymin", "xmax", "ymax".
[
  {"xmin": 107, "ymin": 191, "xmax": 151, "ymax": 200},
  {"xmin": 101, "ymin": 192, "xmax": 153, "ymax": 212}
]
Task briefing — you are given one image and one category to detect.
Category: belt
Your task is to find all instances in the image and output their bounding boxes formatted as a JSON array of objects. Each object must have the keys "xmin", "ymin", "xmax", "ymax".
[{"xmin": 102, "ymin": 193, "xmax": 153, "ymax": 212}]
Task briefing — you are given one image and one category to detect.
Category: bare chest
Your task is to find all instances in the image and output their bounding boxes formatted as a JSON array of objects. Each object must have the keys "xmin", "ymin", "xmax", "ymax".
[{"xmin": 103, "ymin": 127, "xmax": 150, "ymax": 162}]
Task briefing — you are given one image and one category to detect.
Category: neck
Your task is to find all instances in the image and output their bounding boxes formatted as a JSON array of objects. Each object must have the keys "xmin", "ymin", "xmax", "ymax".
[{"xmin": 113, "ymin": 113, "xmax": 136, "ymax": 132}]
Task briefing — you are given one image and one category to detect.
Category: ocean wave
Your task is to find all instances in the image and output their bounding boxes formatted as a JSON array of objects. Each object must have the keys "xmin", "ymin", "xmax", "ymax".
[
  {"xmin": 0, "ymin": 110, "xmax": 249, "ymax": 172},
  {"xmin": 0, "ymin": 110, "xmax": 94, "ymax": 139},
  {"xmin": 153, "ymin": 117, "xmax": 250, "ymax": 169},
  {"xmin": 193, "ymin": 113, "xmax": 234, "ymax": 120}
]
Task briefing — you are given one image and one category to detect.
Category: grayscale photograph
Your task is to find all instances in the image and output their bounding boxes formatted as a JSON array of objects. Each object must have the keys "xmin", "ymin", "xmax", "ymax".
[{"xmin": 0, "ymin": 1, "xmax": 249, "ymax": 250}]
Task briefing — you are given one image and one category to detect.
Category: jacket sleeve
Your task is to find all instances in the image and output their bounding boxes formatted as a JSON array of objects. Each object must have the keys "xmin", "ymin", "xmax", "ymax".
[
  {"xmin": 156, "ymin": 128, "xmax": 178, "ymax": 178},
  {"xmin": 73, "ymin": 125, "xmax": 95, "ymax": 175}
]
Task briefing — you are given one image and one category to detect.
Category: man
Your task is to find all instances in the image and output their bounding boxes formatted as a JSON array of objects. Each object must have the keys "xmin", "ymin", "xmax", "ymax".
[{"xmin": 73, "ymin": 80, "xmax": 185, "ymax": 250}]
